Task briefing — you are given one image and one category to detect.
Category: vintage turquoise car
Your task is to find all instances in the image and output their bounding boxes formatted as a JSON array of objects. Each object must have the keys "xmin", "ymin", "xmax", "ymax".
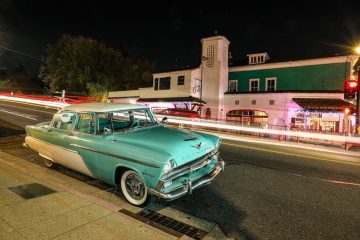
[{"xmin": 24, "ymin": 103, "xmax": 224, "ymax": 206}]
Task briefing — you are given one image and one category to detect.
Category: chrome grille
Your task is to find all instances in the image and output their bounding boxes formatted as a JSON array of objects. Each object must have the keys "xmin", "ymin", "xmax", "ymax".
[{"xmin": 163, "ymin": 151, "xmax": 217, "ymax": 180}]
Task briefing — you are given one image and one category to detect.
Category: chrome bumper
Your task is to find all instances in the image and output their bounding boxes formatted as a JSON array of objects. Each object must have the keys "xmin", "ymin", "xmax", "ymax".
[{"xmin": 147, "ymin": 159, "xmax": 225, "ymax": 200}]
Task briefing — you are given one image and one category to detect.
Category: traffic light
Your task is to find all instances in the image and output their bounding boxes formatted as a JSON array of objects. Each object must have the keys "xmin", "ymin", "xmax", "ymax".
[
  {"xmin": 344, "ymin": 80, "xmax": 358, "ymax": 99},
  {"xmin": 343, "ymin": 106, "xmax": 355, "ymax": 115}
]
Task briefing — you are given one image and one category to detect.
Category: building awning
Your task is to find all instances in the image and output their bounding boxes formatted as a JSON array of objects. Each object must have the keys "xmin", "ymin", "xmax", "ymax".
[
  {"xmin": 137, "ymin": 96, "xmax": 206, "ymax": 104},
  {"xmin": 292, "ymin": 98, "xmax": 354, "ymax": 111}
]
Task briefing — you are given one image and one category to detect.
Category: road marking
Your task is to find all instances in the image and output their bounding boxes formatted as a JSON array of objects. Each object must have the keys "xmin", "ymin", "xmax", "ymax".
[
  {"xmin": 322, "ymin": 179, "xmax": 360, "ymax": 187},
  {"xmin": 0, "ymin": 109, "xmax": 37, "ymax": 120},
  {"xmin": 0, "ymin": 102, "xmax": 55, "ymax": 115},
  {"xmin": 290, "ymin": 172, "xmax": 360, "ymax": 187},
  {"xmin": 222, "ymin": 142, "xmax": 360, "ymax": 167}
]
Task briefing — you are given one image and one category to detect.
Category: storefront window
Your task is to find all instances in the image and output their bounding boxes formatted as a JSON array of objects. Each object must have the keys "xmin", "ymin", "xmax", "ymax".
[
  {"xmin": 291, "ymin": 113, "xmax": 305, "ymax": 130},
  {"xmin": 292, "ymin": 111, "xmax": 340, "ymax": 132}
]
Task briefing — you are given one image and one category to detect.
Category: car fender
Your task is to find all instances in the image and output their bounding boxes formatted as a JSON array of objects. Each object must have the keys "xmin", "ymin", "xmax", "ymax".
[{"xmin": 113, "ymin": 162, "xmax": 160, "ymax": 189}]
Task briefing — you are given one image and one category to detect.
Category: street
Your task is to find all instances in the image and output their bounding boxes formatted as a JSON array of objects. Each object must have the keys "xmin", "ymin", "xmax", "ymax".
[{"xmin": 1, "ymin": 100, "xmax": 360, "ymax": 239}]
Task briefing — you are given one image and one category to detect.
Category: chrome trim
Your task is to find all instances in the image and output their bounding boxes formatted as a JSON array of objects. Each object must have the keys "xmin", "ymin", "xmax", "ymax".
[
  {"xmin": 220, "ymin": 158, "xmax": 225, "ymax": 172},
  {"xmin": 187, "ymin": 179, "xmax": 192, "ymax": 194},
  {"xmin": 155, "ymin": 179, "xmax": 166, "ymax": 191},
  {"xmin": 148, "ymin": 159, "xmax": 224, "ymax": 200},
  {"xmin": 70, "ymin": 144, "xmax": 160, "ymax": 169},
  {"xmin": 161, "ymin": 151, "xmax": 218, "ymax": 182},
  {"xmin": 28, "ymin": 136, "xmax": 79, "ymax": 153}
]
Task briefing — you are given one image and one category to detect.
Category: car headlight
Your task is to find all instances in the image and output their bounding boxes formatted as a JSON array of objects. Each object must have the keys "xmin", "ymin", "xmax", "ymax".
[
  {"xmin": 216, "ymin": 139, "xmax": 222, "ymax": 149},
  {"xmin": 162, "ymin": 160, "xmax": 176, "ymax": 175},
  {"xmin": 211, "ymin": 139, "xmax": 222, "ymax": 155}
]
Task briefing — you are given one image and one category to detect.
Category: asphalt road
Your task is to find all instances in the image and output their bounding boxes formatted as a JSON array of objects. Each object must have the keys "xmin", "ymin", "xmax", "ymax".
[{"xmin": 1, "ymin": 100, "xmax": 360, "ymax": 240}]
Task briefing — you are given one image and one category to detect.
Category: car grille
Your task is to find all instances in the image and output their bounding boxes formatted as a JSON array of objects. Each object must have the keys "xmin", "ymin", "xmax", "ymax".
[{"xmin": 160, "ymin": 150, "xmax": 218, "ymax": 183}]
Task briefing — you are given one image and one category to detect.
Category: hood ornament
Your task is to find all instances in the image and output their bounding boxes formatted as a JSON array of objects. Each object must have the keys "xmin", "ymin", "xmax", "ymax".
[{"xmin": 192, "ymin": 142, "xmax": 202, "ymax": 149}]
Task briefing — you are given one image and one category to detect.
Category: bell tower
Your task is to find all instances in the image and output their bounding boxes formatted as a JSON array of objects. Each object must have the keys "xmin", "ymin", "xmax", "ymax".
[{"xmin": 200, "ymin": 35, "xmax": 230, "ymax": 120}]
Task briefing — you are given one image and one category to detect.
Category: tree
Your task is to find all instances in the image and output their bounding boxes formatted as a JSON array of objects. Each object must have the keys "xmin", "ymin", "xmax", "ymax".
[
  {"xmin": 11, "ymin": 63, "xmax": 32, "ymax": 86},
  {"xmin": 86, "ymin": 82, "xmax": 109, "ymax": 103},
  {"xmin": 0, "ymin": 62, "xmax": 42, "ymax": 91},
  {"xmin": 122, "ymin": 58, "xmax": 155, "ymax": 90},
  {"xmin": 39, "ymin": 35, "xmax": 155, "ymax": 96}
]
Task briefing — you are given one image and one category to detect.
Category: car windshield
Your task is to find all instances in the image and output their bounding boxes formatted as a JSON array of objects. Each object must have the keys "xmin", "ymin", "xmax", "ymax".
[{"xmin": 98, "ymin": 109, "xmax": 157, "ymax": 133}]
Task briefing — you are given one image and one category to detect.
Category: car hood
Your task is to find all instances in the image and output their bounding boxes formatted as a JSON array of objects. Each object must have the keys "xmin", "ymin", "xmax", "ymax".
[{"xmin": 112, "ymin": 125, "xmax": 216, "ymax": 166}]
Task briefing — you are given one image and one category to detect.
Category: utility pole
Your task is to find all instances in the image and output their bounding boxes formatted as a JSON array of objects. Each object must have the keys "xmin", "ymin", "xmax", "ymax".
[
  {"xmin": 355, "ymin": 46, "xmax": 360, "ymax": 134},
  {"xmin": 356, "ymin": 68, "xmax": 360, "ymax": 134}
]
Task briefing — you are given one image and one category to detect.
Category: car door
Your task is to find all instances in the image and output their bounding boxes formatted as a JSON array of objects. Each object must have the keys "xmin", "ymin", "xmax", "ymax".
[
  {"xmin": 66, "ymin": 112, "xmax": 99, "ymax": 178},
  {"xmin": 38, "ymin": 112, "xmax": 76, "ymax": 165}
]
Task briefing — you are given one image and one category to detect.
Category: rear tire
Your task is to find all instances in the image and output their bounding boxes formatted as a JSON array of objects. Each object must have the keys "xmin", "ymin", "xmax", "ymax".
[{"xmin": 120, "ymin": 170, "xmax": 151, "ymax": 206}]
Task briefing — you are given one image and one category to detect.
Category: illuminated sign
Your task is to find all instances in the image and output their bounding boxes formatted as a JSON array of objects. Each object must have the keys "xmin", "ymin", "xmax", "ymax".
[{"xmin": 321, "ymin": 113, "xmax": 339, "ymax": 122}]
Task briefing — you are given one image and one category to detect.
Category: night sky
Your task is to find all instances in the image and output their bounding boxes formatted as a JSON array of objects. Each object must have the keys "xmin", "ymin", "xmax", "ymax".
[{"xmin": 1, "ymin": 0, "xmax": 360, "ymax": 73}]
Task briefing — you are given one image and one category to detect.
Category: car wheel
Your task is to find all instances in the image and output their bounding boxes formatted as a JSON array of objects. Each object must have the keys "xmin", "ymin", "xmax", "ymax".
[
  {"xmin": 43, "ymin": 158, "xmax": 55, "ymax": 168},
  {"xmin": 120, "ymin": 170, "xmax": 150, "ymax": 206}
]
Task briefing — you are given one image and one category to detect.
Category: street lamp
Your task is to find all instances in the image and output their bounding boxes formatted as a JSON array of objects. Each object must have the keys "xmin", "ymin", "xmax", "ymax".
[{"xmin": 356, "ymin": 46, "xmax": 360, "ymax": 55}]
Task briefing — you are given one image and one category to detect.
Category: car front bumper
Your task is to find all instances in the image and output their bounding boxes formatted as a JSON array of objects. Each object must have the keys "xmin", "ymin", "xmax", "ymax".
[{"xmin": 147, "ymin": 159, "xmax": 224, "ymax": 200}]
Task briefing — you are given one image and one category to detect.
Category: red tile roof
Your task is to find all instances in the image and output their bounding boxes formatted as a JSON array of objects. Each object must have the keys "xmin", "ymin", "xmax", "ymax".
[{"xmin": 293, "ymin": 98, "xmax": 354, "ymax": 111}]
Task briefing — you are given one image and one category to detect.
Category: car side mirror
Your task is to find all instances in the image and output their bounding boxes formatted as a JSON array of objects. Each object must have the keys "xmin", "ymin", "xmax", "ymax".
[
  {"xmin": 161, "ymin": 117, "xmax": 168, "ymax": 124},
  {"xmin": 103, "ymin": 127, "xmax": 112, "ymax": 135}
]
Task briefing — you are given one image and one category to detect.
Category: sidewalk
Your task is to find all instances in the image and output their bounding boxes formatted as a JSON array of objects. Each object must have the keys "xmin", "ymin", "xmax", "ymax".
[{"xmin": 0, "ymin": 150, "xmax": 229, "ymax": 240}]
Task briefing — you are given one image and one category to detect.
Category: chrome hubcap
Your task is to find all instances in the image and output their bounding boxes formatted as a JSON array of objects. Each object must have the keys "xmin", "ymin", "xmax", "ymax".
[{"xmin": 125, "ymin": 174, "xmax": 145, "ymax": 200}]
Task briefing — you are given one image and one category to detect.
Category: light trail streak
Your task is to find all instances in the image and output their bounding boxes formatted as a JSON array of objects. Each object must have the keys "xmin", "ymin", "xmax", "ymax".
[
  {"xmin": 209, "ymin": 132, "xmax": 360, "ymax": 158},
  {"xmin": 222, "ymin": 142, "xmax": 360, "ymax": 167},
  {"xmin": 165, "ymin": 117, "xmax": 360, "ymax": 145},
  {"xmin": 0, "ymin": 94, "xmax": 359, "ymax": 145},
  {"xmin": 0, "ymin": 95, "xmax": 68, "ymax": 108}
]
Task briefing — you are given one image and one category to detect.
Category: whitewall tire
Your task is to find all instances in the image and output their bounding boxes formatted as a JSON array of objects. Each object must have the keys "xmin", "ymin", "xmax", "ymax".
[{"xmin": 120, "ymin": 170, "xmax": 149, "ymax": 206}]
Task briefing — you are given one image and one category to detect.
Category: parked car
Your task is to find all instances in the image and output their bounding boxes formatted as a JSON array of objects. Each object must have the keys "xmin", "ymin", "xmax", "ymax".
[
  {"xmin": 24, "ymin": 103, "xmax": 224, "ymax": 206},
  {"xmin": 153, "ymin": 108, "xmax": 200, "ymax": 118}
]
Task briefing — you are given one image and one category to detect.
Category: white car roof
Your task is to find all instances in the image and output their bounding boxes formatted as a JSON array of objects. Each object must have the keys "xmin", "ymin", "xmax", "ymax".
[{"xmin": 63, "ymin": 102, "xmax": 148, "ymax": 113}]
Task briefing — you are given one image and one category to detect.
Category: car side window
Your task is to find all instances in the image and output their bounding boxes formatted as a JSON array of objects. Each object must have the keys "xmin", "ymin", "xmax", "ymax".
[
  {"xmin": 98, "ymin": 113, "xmax": 113, "ymax": 134},
  {"xmin": 51, "ymin": 112, "xmax": 75, "ymax": 131},
  {"xmin": 75, "ymin": 113, "xmax": 95, "ymax": 134},
  {"xmin": 131, "ymin": 110, "xmax": 152, "ymax": 126},
  {"xmin": 112, "ymin": 112, "xmax": 131, "ymax": 130},
  {"xmin": 111, "ymin": 110, "xmax": 154, "ymax": 131}
]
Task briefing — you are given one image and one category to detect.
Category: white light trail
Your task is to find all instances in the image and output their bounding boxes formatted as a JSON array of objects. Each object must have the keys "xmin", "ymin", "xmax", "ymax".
[
  {"xmin": 0, "ymin": 95, "xmax": 69, "ymax": 108},
  {"xmin": 156, "ymin": 114, "xmax": 360, "ymax": 145},
  {"xmin": 1, "ymin": 94, "xmax": 359, "ymax": 145},
  {"xmin": 205, "ymin": 132, "xmax": 360, "ymax": 158}
]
